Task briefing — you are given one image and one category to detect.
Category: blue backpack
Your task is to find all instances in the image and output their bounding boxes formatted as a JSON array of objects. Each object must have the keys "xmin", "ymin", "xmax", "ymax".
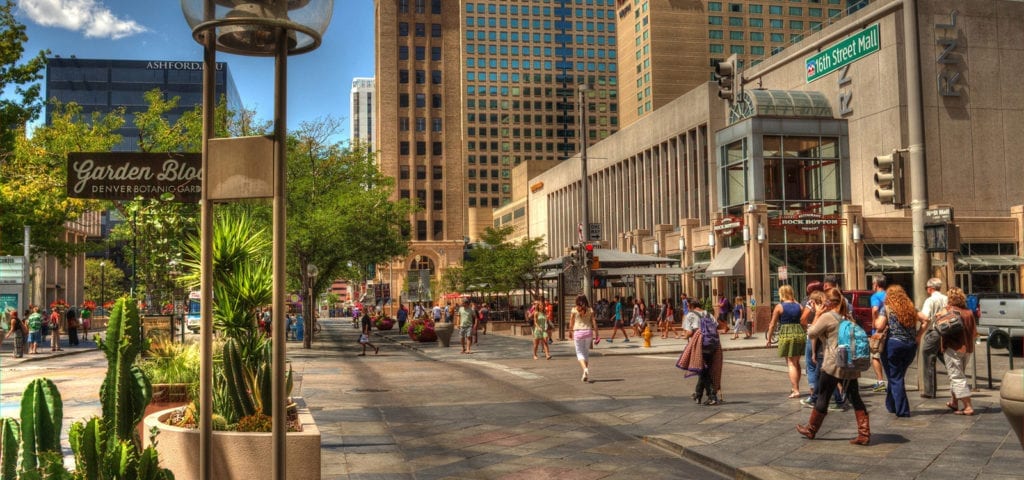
[
  {"xmin": 699, "ymin": 312, "xmax": 720, "ymax": 348},
  {"xmin": 836, "ymin": 314, "xmax": 871, "ymax": 372}
]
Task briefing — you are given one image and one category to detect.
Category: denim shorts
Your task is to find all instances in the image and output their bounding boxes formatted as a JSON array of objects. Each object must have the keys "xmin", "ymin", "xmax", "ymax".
[{"xmin": 28, "ymin": 331, "xmax": 41, "ymax": 343}]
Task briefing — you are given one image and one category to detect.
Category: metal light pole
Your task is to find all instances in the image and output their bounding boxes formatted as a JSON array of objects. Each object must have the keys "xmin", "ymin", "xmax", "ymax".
[
  {"xmin": 305, "ymin": 263, "xmax": 318, "ymax": 347},
  {"xmin": 181, "ymin": 2, "xmax": 333, "ymax": 478},
  {"xmin": 99, "ymin": 261, "xmax": 105, "ymax": 315},
  {"xmin": 579, "ymin": 84, "xmax": 593, "ymax": 302}
]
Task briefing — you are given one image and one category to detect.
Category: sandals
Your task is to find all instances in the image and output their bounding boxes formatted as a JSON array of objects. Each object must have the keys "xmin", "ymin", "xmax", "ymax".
[
  {"xmin": 945, "ymin": 401, "xmax": 958, "ymax": 411},
  {"xmin": 788, "ymin": 392, "xmax": 802, "ymax": 399},
  {"xmin": 954, "ymin": 409, "xmax": 975, "ymax": 416}
]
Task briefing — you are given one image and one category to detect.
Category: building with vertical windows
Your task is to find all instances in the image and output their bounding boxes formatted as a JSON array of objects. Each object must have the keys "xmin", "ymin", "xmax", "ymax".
[
  {"xmin": 375, "ymin": 0, "xmax": 620, "ymax": 301},
  {"xmin": 45, "ymin": 57, "xmax": 240, "ymax": 152},
  {"xmin": 350, "ymin": 77, "xmax": 376, "ymax": 148},
  {"xmin": 615, "ymin": 0, "xmax": 875, "ymax": 128}
]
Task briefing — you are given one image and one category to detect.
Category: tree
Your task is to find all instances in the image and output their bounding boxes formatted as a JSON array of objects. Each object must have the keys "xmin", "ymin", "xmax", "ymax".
[
  {"xmin": 284, "ymin": 117, "xmax": 415, "ymax": 346},
  {"xmin": 83, "ymin": 258, "xmax": 127, "ymax": 307},
  {"xmin": 0, "ymin": 102, "xmax": 121, "ymax": 259},
  {"xmin": 0, "ymin": 0, "xmax": 48, "ymax": 163},
  {"xmin": 460, "ymin": 226, "xmax": 548, "ymax": 300}
]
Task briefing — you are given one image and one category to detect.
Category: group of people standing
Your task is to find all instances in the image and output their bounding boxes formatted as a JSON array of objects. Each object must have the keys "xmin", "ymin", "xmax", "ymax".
[
  {"xmin": 757, "ymin": 273, "xmax": 979, "ymax": 446},
  {"xmin": 2, "ymin": 305, "xmax": 88, "ymax": 357}
]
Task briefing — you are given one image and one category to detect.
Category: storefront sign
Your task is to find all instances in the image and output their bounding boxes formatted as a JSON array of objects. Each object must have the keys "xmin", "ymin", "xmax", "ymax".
[
  {"xmin": 0, "ymin": 256, "xmax": 25, "ymax": 284},
  {"xmin": 773, "ymin": 213, "xmax": 844, "ymax": 232},
  {"xmin": 67, "ymin": 152, "xmax": 202, "ymax": 202},
  {"xmin": 805, "ymin": 23, "xmax": 880, "ymax": 83},
  {"xmin": 713, "ymin": 216, "xmax": 743, "ymax": 236}
]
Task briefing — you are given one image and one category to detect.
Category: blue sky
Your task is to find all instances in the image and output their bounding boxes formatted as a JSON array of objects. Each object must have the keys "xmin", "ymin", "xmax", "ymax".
[{"xmin": 13, "ymin": 0, "xmax": 374, "ymax": 141}]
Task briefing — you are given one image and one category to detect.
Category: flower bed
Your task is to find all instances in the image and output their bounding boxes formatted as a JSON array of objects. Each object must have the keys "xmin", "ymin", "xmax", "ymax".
[
  {"xmin": 407, "ymin": 318, "xmax": 437, "ymax": 342},
  {"xmin": 373, "ymin": 316, "xmax": 395, "ymax": 331}
]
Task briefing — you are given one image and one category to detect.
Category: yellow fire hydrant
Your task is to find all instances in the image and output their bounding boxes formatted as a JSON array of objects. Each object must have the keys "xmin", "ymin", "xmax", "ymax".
[{"xmin": 642, "ymin": 324, "xmax": 652, "ymax": 347}]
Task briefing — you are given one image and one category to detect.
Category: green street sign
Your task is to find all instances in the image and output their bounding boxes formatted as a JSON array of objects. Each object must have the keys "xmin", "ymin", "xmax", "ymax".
[{"xmin": 805, "ymin": 23, "xmax": 880, "ymax": 83}]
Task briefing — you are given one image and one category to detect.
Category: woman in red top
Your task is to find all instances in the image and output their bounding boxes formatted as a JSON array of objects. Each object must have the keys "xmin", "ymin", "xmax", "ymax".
[{"xmin": 941, "ymin": 287, "xmax": 978, "ymax": 415}]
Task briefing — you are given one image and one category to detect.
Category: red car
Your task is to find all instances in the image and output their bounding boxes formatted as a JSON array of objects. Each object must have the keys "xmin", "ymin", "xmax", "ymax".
[{"xmin": 843, "ymin": 290, "xmax": 877, "ymax": 332}]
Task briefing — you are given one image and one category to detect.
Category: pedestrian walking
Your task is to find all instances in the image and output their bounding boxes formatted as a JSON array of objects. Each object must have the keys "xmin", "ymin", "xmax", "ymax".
[
  {"xmin": 875, "ymin": 285, "xmax": 918, "ymax": 418},
  {"xmin": 716, "ymin": 293, "xmax": 732, "ymax": 334},
  {"xmin": 607, "ymin": 296, "xmax": 630, "ymax": 342},
  {"xmin": 939, "ymin": 287, "xmax": 978, "ymax": 416},
  {"xmin": 631, "ymin": 297, "xmax": 645, "ymax": 337},
  {"xmin": 730, "ymin": 296, "xmax": 751, "ymax": 339},
  {"xmin": 677, "ymin": 298, "xmax": 722, "ymax": 405},
  {"xmin": 66, "ymin": 307, "xmax": 79, "ymax": 346},
  {"xmin": 49, "ymin": 308, "xmax": 63, "ymax": 351},
  {"xmin": 660, "ymin": 299, "xmax": 680, "ymax": 339},
  {"xmin": 797, "ymin": 288, "xmax": 870, "ymax": 445},
  {"xmin": 458, "ymin": 300, "xmax": 478, "ymax": 354},
  {"xmin": 767, "ymin": 285, "xmax": 806, "ymax": 398},
  {"xmin": 397, "ymin": 303, "xmax": 409, "ymax": 333},
  {"xmin": 3, "ymin": 310, "xmax": 28, "ymax": 358},
  {"xmin": 530, "ymin": 299, "xmax": 551, "ymax": 360},
  {"xmin": 26, "ymin": 307, "xmax": 42, "ymax": 354},
  {"xmin": 358, "ymin": 311, "xmax": 379, "ymax": 356},
  {"xmin": 868, "ymin": 274, "xmax": 889, "ymax": 392},
  {"xmin": 570, "ymin": 295, "xmax": 598, "ymax": 382},
  {"xmin": 917, "ymin": 278, "xmax": 948, "ymax": 398}
]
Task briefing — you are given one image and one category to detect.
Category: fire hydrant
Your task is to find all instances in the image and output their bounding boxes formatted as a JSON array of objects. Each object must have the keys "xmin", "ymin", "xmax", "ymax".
[{"xmin": 642, "ymin": 324, "xmax": 652, "ymax": 347}]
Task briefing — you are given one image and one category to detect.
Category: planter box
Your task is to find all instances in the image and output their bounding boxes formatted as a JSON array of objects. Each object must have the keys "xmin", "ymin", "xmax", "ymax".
[{"xmin": 143, "ymin": 397, "xmax": 320, "ymax": 480}]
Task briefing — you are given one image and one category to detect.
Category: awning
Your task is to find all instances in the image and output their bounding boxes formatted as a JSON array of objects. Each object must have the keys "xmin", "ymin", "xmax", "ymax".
[
  {"xmin": 597, "ymin": 266, "xmax": 684, "ymax": 277},
  {"xmin": 866, "ymin": 256, "xmax": 947, "ymax": 271},
  {"xmin": 683, "ymin": 261, "xmax": 710, "ymax": 273},
  {"xmin": 958, "ymin": 255, "xmax": 1024, "ymax": 268},
  {"xmin": 707, "ymin": 246, "xmax": 746, "ymax": 277}
]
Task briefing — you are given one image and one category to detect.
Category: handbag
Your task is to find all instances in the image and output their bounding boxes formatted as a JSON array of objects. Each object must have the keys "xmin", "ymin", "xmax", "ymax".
[
  {"xmin": 933, "ymin": 309, "xmax": 965, "ymax": 340},
  {"xmin": 869, "ymin": 332, "xmax": 886, "ymax": 354}
]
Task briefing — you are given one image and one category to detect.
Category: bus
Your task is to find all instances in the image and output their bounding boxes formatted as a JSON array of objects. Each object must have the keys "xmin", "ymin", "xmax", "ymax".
[{"xmin": 186, "ymin": 291, "xmax": 201, "ymax": 333}]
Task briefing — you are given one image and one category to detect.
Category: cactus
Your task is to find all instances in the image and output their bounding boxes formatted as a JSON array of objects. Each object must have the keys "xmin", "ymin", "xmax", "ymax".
[
  {"xmin": 222, "ymin": 337, "xmax": 257, "ymax": 420},
  {"xmin": 220, "ymin": 337, "xmax": 293, "ymax": 422},
  {"xmin": 18, "ymin": 377, "xmax": 64, "ymax": 472},
  {"xmin": 97, "ymin": 298, "xmax": 152, "ymax": 448},
  {"xmin": 69, "ymin": 417, "xmax": 102, "ymax": 480},
  {"xmin": 1, "ymin": 417, "xmax": 20, "ymax": 479}
]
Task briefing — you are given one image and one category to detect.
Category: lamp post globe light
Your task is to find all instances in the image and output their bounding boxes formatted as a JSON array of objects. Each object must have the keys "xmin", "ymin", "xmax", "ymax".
[{"xmin": 180, "ymin": 2, "xmax": 333, "ymax": 479}]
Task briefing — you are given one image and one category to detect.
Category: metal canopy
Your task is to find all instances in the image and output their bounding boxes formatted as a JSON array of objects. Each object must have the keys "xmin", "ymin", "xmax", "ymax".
[
  {"xmin": 538, "ymin": 248, "xmax": 677, "ymax": 269},
  {"xmin": 866, "ymin": 256, "xmax": 947, "ymax": 271},
  {"xmin": 747, "ymin": 89, "xmax": 834, "ymax": 118},
  {"xmin": 957, "ymin": 255, "xmax": 1024, "ymax": 268},
  {"xmin": 707, "ymin": 246, "xmax": 746, "ymax": 277}
]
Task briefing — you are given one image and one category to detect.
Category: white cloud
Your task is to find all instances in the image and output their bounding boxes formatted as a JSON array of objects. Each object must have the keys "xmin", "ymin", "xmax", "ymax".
[{"xmin": 19, "ymin": 0, "xmax": 147, "ymax": 39}]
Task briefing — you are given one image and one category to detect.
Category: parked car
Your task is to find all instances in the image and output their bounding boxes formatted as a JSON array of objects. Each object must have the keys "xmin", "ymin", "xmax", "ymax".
[
  {"xmin": 976, "ymin": 293, "xmax": 1024, "ymax": 356},
  {"xmin": 843, "ymin": 290, "xmax": 876, "ymax": 332}
]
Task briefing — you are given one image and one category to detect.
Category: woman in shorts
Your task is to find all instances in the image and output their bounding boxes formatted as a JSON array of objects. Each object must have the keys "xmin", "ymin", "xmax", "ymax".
[
  {"xmin": 766, "ymin": 285, "xmax": 807, "ymax": 398},
  {"xmin": 531, "ymin": 299, "xmax": 551, "ymax": 360}
]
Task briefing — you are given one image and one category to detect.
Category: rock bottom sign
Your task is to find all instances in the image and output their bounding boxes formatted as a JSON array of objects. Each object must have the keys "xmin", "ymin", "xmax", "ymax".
[
  {"xmin": 806, "ymin": 23, "xmax": 880, "ymax": 83},
  {"xmin": 67, "ymin": 152, "xmax": 202, "ymax": 202}
]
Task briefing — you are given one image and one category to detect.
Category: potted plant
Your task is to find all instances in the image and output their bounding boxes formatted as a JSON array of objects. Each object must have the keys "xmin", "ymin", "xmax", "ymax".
[
  {"xmin": 408, "ymin": 318, "xmax": 438, "ymax": 342},
  {"xmin": 373, "ymin": 315, "xmax": 395, "ymax": 331}
]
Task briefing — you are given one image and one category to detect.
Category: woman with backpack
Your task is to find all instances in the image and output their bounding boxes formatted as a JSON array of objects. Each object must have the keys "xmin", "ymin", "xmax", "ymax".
[
  {"xmin": 767, "ymin": 285, "xmax": 807, "ymax": 398},
  {"xmin": 679, "ymin": 298, "xmax": 722, "ymax": 405},
  {"xmin": 940, "ymin": 287, "xmax": 978, "ymax": 416},
  {"xmin": 797, "ymin": 288, "xmax": 870, "ymax": 445}
]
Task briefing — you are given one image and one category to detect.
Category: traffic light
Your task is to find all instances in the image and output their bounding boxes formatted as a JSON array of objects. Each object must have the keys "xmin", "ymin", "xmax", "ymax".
[
  {"xmin": 873, "ymin": 149, "xmax": 905, "ymax": 207},
  {"xmin": 715, "ymin": 54, "xmax": 739, "ymax": 102},
  {"xmin": 584, "ymin": 243, "xmax": 595, "ymax": 269},
  {"xmin": 593, "ymin": 276, "xmax": 607, "ymax": 289}
]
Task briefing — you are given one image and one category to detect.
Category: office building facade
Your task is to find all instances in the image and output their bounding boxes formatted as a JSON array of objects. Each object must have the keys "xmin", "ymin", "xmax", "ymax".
[
  {"xmin": 45, "ymin": 57, "xmax": 240, "ymax": 152},
  {"xmin": 350, "ymin": 77, "xmax": 376, "ymax": 148}
]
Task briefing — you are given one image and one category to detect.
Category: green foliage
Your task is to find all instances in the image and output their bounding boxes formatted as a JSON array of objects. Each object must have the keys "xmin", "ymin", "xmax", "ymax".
[
  {"xmin": 458, "ymin": 226, "xmax": 549, "ymax": 298},
  {"xmin": 180, "ymin": 209, "xmax": 271, "ymax": 343},
  {"xmin": 97, "ymin": 298, "xmax": 153, "ymax": 448},
  {"xmin": 138, "ymin": 340, "xmax": 199, "ymax": 385},
  {"xmin": 284, "ymin": 118, "xmax": 414, "ymax": 299},
  {"xmin": 235, "ymin": 413, "xmax": 272, "ymax": 433},
  {"xmin": 84, "ymin": 258, "xmax": 127, "ymax": 307},
  {"xmin": 211, "ymin": 415, "xmax": 229, "ymax": 432},
  {"xmin": 219, "ymin": 337, "xmax": 292, "ymax": 423},
  {"xmin": 0, "ymin": 0, "xmax": 48, "ymax": 160}
]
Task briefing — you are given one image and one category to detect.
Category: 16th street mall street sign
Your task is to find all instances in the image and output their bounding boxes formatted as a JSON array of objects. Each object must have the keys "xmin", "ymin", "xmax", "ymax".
[{"xmin": 805, "ymin": 23, "xmax": 880, "ymax": 83}]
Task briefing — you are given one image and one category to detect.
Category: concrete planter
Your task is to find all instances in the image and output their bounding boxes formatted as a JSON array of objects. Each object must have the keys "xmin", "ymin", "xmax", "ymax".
[
  {"xmin": 434, "ymin": 321, "xmax": 454, "ymax": 347},
  {"xmin": 1001, "ymin": 370, "xmax": 1024, "ymax": 450},
  {"xmin": 143, "ymin": 397, "xmax": 321, "ymax": 480}
]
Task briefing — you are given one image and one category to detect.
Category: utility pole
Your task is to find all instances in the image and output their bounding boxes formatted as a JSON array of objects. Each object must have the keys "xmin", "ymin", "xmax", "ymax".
[
  {"xmin": 579, "ymin": 84, "xmax": 593, "ymax": 303},
  {"xmin": 903, "ymin": 0, "xmax": 928, "ymax": 307}
]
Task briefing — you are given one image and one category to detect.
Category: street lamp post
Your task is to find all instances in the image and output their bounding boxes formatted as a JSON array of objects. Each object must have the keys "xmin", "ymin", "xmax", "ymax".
[
  {"xmin": 181, "ymin": 2, "xmax": 333, "ymax": 479},
  {"xmin": 579, "ymin": 84, "xmax": 593, "ymax": 302},
  {"xmin": 305, "ymin": 263, "xmax": 318, "ymax": 348},
  {"xmin": 99, "ymin": 261, "xmax": 105, "ymax": 316}
]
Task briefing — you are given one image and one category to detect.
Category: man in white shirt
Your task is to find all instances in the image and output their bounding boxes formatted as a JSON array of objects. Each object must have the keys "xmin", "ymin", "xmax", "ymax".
[{"xmin": 917, "ymin": 278, "xmax": 949, "ymax": 398}]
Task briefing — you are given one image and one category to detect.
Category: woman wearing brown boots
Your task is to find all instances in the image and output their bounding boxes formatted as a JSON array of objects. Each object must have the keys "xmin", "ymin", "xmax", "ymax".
[{"xmin": 796, "ymin": 287, "xmax": 870, "ymax": 445}]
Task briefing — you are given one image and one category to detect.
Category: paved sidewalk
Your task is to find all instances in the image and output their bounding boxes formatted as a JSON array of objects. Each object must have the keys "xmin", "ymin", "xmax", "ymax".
[
  {"xmin": 0, "ymin": 330, "xmax": 105, "ymax": 366},
  {"xmin": 363, "ymin": 322, "xmax": 1024, "ymax": 480}
]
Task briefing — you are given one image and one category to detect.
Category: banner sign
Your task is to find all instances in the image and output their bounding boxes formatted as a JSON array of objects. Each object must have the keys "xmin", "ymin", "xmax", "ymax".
[
  {"xmin": 67, "ymin": 152, "xmax": 202, "ymax": 202},
  {"xmin": 0, "ymin": 256, "xmax": 25, "ymax": 284},
  {"xmin": 772, "ymin": 212, "xmax": 845, "ymax": 232},
  {"xmin": 713, "ymin": 216, "xmax": 743, "ymax": 236}
]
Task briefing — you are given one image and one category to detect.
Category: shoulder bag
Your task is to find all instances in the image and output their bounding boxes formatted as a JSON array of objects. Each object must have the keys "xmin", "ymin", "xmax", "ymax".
[{"xmin": 932, "ymin": 309, "xmax": 965, "ymax": 340}]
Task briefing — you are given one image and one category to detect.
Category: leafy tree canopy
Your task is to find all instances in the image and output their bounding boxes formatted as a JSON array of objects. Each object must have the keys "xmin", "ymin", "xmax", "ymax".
[
  {"xmin": 459, "ymin": 226, "xmax": 548, "ymax": 298},
  {"xmin": 0, "ymin": 0, "xmax": 48, "ymax": 162}
]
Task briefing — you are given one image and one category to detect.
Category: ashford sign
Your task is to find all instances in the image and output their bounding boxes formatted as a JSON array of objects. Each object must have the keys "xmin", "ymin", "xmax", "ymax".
[{"xmin": 67, "ymin": 152, "xmax": 201, "ymax": 202}]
